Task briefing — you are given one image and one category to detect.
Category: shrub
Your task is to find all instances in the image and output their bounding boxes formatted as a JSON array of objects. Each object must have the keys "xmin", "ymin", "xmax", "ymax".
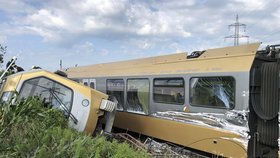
[{"xmin": 0, "ymin": 97, "xmax": 150, "ymax": 158}]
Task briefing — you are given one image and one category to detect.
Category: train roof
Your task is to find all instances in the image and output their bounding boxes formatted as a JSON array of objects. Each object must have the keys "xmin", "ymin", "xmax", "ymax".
[
  {"xmin": 66, "ymin": 43, "xmax": 260, "ymax": 78},
  {"xmin": 1, "ymin": 69, "xmax": 106, "ymax": 97}
]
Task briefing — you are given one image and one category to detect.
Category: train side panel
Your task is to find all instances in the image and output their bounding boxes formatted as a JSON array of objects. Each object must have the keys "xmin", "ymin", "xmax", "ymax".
[
  {"xmin": 114, "ymin": 112, "xmax": 247, "ymax": 158},
  {"xmin": 77, "ymin": 70, "xmax": 249, "ymax": 114}
]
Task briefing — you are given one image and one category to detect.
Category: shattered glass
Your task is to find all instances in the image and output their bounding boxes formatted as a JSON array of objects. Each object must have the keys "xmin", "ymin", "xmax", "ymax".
[
  {"xmin": 190, "ymin": 77, "xmax": 235, "ymax": 109},
  {"xmin": 152, "ymin": 110, "xmax": 249, "ymax": 146}
]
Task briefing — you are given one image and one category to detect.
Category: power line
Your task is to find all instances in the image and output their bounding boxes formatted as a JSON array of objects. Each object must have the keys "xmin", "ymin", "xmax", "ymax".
[{"xmin": 225, "ymin": 15, "xmax": 249, "ymax": 46}]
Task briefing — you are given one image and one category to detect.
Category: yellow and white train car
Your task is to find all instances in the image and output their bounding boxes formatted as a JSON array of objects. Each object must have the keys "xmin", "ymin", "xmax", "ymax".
[
  {"xmin": 0, "ymin": 70, "xmax": 116, "ymax": 135},
  {"xmin": 66, "ymin": 43, "xmax": 279, "ymax": 157},
  {"xmin": 67, "ymin": 43, "xmax": 260, "ymax": 114}
]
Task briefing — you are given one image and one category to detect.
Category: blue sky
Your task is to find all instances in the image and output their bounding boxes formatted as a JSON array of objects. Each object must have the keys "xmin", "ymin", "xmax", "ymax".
[{"xmin": 0, "ymin": 0, "xmax": 279, "ymax": 71}]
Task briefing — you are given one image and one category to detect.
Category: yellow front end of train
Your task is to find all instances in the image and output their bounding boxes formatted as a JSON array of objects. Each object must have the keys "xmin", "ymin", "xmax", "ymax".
[{"xmin": 0, "ymin": 70, "xmax": 116, "ymax": 134}]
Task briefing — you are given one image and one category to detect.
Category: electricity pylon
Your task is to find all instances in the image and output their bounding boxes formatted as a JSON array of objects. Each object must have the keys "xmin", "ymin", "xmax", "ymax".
[{"xmin": 225, "ymin": 15, "xmax": 249, "ymax": 46}]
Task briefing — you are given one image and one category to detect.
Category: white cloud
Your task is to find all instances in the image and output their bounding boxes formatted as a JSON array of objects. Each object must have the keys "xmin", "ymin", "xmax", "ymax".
[
  {"xmin": 84, "ymin": 16, "xmax": 106, "ymax": 31},
  {"xmin": 99, "ymin": 49, "xmax": 109, "ymax": 56},
  {"xmin": 137, "ymin": 24, "xmax": 152, "ymax": 35},
  {"xmin": 234, "ymin": 0, "xmax": 267, "ymax": 11},
  {"xmin": 169, "ymin": 42, "xmax": 186, "ymax": 53},
  {"xmin": 0, "ymin": 35, "xmax": 7, "ymax": 44},
  {"xmin": 135, "ymin": 39, "xmax": 154, "ymax": 50},
  {"xmin": 0, "ymin": 0, "xmax": 35, "ymax": 14},
  {"xmin": 25, "ymin": 26, "xmax": 60, "ymax": 42},
  {"xmin": 0, "ymin": 0, "xmax": 279, "ymax": 70},
  {"xmin": 272, "ymin": 8, "xmax": 280, "ymax": 28},
  {"xmin": 74, "ymin": 0, "xmax": 128, "ymax": 16},
  {"xmin": 28, "ymin": 9, "xmax": 65, "ymax": 29},
  {"xmin": 73, "ymin": 41, "xmax": 95, "ymax": 54},
  {"xmin": 2, "ymin": 0, "xmax": 198, "ymax": 43}
]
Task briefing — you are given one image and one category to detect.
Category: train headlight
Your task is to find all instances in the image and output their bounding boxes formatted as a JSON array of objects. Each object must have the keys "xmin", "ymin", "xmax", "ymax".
[
  {"xmin": 100, "ymin": 99, "xmax": 116, "ymax": 112},
  {"xmin": 82, "ymin": 99, "xmax": 89, "ymax": 107}
]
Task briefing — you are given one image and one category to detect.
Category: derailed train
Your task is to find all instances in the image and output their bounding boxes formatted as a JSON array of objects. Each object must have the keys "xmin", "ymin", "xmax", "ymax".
[
  {"xmin": 0, "ymin": 70, "xmax": 117, "ymax": 135},
  {"xmin": 65, "ymin": 43, "xmax": 280, "ymax": 157}
]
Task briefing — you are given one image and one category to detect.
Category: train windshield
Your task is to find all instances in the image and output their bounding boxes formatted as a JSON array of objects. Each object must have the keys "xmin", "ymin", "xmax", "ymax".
[{"xmin": 18, "ymin": 77, "xmax": 73, "ymax": 114}]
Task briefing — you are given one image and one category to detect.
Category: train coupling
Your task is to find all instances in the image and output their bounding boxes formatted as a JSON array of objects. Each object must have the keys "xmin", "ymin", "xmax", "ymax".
[
  {"xmin": 101, "ymin": 97, "xmax": 118, "ymax": 133},
  {"xmin": 100, "ymin": 99, "xmax": 117, "ymax": 112}
]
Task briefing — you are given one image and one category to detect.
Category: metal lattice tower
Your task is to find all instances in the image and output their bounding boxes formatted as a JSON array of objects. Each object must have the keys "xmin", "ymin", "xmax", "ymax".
[{"xmin": 225, "ymin": 15, "xmax": 249, "ymax": 46}]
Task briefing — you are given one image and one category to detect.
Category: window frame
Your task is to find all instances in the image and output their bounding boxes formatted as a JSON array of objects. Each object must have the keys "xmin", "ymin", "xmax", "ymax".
[
  {"xmin": 189, "ymin": 76, "xmax": 236, "ymax": 109},
  {"xmin": 89, "ymin": 82, "xmax": 95, "ymax": 89},
  {"xmin": 83, "ymin": 82, "xmax": 88, "ymax": 86},
  {"xmin": 153, "ymin": 77, "xmax": 185, "ymax": 105},
  {"xmin": 0, "ymin": 79, "xmax": 7, "ymax": 93},
  {"xmin": 0, "ymin": 91, "xmax": 14, "ymax": 103},
  {"xmin": 106, "ymin": 78, "xmax": 125, "ymax": 111},
  {"xmin": 126, "ymin": 78, "xmax": 150, "ymax": 115},
  {"xmin": 18, "ymin": 76, "xmax": 74, "ymax": 116}
]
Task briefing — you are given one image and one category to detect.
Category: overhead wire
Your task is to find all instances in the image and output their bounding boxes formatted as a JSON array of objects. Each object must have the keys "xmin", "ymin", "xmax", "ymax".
[{"xmin": 225, "ymin": 0, "xmax": 280, "ymax": 46}]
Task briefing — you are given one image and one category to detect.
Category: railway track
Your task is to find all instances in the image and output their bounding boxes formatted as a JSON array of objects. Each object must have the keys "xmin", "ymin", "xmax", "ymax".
[{"xmin": 113, "ymin": 132, "xmax": 208, "ymax": 158}]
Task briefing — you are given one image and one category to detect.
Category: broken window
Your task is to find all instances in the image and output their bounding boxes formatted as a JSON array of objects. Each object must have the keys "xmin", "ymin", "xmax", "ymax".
[
  {"xmin": 127, "ymin": 79, "xmax": 149, "ymax": 114},
  {"xmin": 107, "ymin": 79, "xmax": 124, "ymax": 110},
  {"xmin": 190, "ymin": 77, "xmax": 235, "ymax": 109},
  {"xmin": 19, "ymin": 77, "xmax": 73, "ymax": 114}
]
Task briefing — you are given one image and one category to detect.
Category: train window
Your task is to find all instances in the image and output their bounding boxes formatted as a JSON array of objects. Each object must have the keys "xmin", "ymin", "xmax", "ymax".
[
  {"xmin": 127, "ymin": 79, "xmax": 149, "ymax": 114},
  {"xmin": 90, "ymin": 82, "xmax": 95, "ymax": 89},
  {"xmin": 1, "ymin": 91, "xmax": 14, "ymax": 103},
  {"xmin": 107, "ymin": 79, "xmax": 124, "ymax": 110},
  {"xmin": 190, "ymin": 77, "xmax": 235, "ymax": 109},
  {"xmin": 153, "ymin": 78, "xmax": 184, "ymax": 105},
  {"xmin": 19, "ymin": 77, "xmax": 73, "ymax": 114}
]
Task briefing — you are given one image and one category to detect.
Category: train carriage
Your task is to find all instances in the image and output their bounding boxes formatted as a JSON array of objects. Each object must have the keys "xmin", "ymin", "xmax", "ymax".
[
  {"xmin": 66, "ymin": 43, "xmax": 259, "ymax": 114},
  {"xmin": 66, "ymin": 43, "xmax": 279, "ymax": 157}
]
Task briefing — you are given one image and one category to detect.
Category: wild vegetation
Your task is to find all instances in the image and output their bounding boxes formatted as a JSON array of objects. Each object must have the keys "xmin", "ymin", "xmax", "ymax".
[
  {"xmin": 0, "ymin": 97, "xmax": 150, "ymax": 158},
  {"xmin": 0, "ymin": 44, "xmax": 6, "ymax": 66}
]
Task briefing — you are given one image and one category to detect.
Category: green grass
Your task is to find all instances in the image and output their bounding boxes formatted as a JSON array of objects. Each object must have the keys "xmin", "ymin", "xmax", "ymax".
[{"xmin": 0, "ymin": 97, "xmax": 151, "ymax": 158}]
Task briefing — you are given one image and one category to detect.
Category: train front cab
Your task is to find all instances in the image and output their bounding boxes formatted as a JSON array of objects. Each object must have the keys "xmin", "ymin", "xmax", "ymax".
[{"xmin": 0, "ymin": 70, "xmax": 116, "ymax": 135}]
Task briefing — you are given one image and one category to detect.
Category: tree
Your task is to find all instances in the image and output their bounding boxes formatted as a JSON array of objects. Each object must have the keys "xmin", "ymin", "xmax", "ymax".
[{"xmin": 0, "ymin": 44, "xmax": 7, "ymax": 66}]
